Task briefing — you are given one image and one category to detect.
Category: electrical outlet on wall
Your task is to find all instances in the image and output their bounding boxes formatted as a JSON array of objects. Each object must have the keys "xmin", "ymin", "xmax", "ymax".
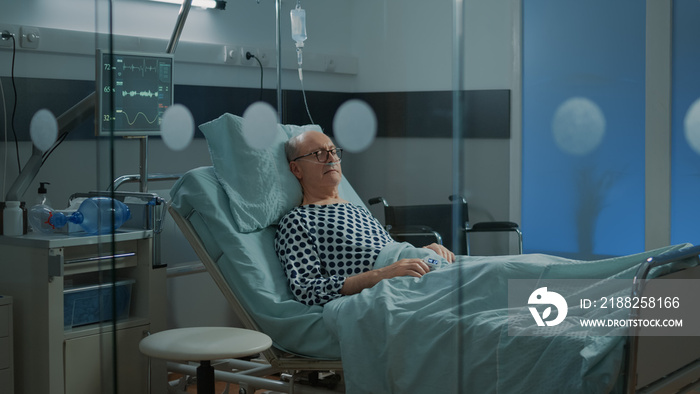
[
  {"xmin": 20, "ymin": 26, "xmax": 40, "ymax": 49},
  {"xmin": 240, "ymin": 47, "xmax": 257, "ymax": 66},
  {"xmin": 0, "ymin": 25, "xmax": 18, "ymax": 48},
  {"xmin": 224, "ymin": 45, "xmax": 240, "ymax": 65}
]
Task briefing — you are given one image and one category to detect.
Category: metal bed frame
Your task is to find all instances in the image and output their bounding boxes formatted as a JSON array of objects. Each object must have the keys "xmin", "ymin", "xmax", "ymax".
[{"xmin": 625, "ymin": 245, "xmax": 700, "ymax": 393}]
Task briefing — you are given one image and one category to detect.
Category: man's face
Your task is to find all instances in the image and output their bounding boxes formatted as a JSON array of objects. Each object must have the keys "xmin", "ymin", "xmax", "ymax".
[{"xmin": 290, "ymin": 131, "xmax": 342, "ymax": 188}]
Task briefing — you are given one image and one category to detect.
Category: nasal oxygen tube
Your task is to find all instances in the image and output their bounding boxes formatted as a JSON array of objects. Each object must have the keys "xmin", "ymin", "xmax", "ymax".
[
  {"xmin": 291, "ymin": 1, "xmax": 315, "ymax": 124},
  {"xmin": 298, "ymin": 158, "xmax": 342, "ymax": 166}
]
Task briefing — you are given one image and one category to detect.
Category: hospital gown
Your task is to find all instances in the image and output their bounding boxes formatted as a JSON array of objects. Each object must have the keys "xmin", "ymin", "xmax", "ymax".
[{"xmin": 275, "ymin": 203, "xmax": 395, "ymax": 305}]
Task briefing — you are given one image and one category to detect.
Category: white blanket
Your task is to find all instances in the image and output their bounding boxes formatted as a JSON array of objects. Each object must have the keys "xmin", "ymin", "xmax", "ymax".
[{"xmin": 323, "ymin": 243, "xmax": 695, "ymax": 393}]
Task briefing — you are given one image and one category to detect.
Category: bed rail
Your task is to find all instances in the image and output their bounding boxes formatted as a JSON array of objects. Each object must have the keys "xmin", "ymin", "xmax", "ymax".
[{"xmin": 626, "ymin": 245, "xmax": 700, "ymax": 393}]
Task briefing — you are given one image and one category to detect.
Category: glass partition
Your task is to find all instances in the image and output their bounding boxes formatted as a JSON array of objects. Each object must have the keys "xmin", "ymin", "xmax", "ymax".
[
  {"xmin": 0, "ymin": 1, "xmax": 191, "ymax": 392},
  {"xmin": 6, "ymin": 0, "xmax": 688, "ymax": 392},
  {"xmin": 522, "ymin": 0, "xmax": 646, "ymax": 259},
  {"xmin": 671, "ymin": 0, "xmax": 700, "ymax": 245},
  {"xmin": 0, "ymin": 0, "xmax": 507, "ymax": 391}
]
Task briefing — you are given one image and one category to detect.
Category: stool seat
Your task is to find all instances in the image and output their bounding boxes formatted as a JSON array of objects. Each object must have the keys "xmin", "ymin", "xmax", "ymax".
[
  {"xmin": 140, "ymin": 327, "xmax": 272, "ymax": 361},
  {"xmin": 140, "ymin": 327, "xmax": 272, "ymax": 394}
]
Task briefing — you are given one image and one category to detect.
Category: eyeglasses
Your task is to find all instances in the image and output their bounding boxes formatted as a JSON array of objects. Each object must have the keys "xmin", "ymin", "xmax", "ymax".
[{"xmin": 292, "ymin": 148, "xmax": 343, "ymax": 162}]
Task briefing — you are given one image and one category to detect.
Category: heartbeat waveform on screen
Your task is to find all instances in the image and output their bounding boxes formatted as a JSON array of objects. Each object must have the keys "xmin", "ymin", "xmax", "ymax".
[
  {"xmin": 122, "ymin": 90, "xmax": 159, "ymax": 98},
  {"xmin": 122, "ymin": 61, "xmax": 158, "ymax": 77},
  {"xmin": 116, "ymin": 109, "xmax": 159, "ymax": 126}
]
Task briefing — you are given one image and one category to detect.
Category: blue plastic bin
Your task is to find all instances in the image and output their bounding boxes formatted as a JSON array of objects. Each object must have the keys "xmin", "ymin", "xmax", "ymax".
[{"xmin": 63, "ymin": 279, "xmax": 135, "ymax": 329}]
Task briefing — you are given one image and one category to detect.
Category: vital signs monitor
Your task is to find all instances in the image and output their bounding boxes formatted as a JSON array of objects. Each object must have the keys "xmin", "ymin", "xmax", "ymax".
[{"xmin": 96, "ymin": 50, "xmax": 174, "ymax": 137}]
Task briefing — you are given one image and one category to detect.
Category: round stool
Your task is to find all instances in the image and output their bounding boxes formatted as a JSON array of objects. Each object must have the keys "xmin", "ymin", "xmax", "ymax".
[{"xmin": 140, "ymin": 327, "xmax": 272, "ymax": 394}]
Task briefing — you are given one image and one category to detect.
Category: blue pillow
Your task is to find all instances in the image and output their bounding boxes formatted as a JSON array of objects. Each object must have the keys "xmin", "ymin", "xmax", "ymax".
[{"xmin": 199, "ymin": 113, "xmax": 318, "ymax": 233}]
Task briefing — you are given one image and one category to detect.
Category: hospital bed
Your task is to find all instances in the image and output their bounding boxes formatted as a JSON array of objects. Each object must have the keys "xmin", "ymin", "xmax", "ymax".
[
  {"xmin": 168, "ymin": 197, "xmax": 344, "ymax": 394},
  {"xmin": 166, "ymin": 113, "xmax": 700, "ymax": 393}
]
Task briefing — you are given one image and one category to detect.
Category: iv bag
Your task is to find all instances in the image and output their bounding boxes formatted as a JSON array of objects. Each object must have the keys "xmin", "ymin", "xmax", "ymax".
[{"xmin": 290, "ymin": 6, "xmax": 307, "ymax": 45}]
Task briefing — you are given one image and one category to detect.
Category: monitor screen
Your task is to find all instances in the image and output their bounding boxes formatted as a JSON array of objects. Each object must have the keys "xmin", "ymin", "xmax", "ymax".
[{"xmin": 96, "ymin": 50, "xmax": 174, "ymax": 136}]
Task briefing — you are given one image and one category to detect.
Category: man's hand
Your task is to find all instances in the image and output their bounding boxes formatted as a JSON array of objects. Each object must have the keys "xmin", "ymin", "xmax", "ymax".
[
  {"xmin": 422, "ymin": 243, "xmax": 455, "ymax": 263},
  {"xmin": 377, "ymin": 258, "xmax": 431, "ymax": 279},
  {"xmin": 340, "ymin": 258, "xmax": 431, "ymax": 296}
]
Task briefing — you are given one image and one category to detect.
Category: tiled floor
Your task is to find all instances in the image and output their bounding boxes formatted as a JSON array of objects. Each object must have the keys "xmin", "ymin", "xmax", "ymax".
[{"xmin": 169, "ymin": 373, "xmax": 279, "ymax": 394}]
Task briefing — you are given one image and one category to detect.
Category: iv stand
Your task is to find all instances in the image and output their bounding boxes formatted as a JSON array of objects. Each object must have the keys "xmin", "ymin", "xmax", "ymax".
[{"xmin": 4, "ymin": 0, "xmax": 193, "ymax": 201}]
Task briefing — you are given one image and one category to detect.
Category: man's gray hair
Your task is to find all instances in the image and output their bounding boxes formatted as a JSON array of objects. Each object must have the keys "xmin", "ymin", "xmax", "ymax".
[
  {"xmin": 285, "ymin": 130, "xmax": 322, "ymax": 162},
  {"xmin": 284, "ymin": 133, "xmax": 304, "ymax": 162}
]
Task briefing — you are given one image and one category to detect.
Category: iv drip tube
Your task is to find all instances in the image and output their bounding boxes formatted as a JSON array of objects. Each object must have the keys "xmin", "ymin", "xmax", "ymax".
[
  {"xmin": 276, "ymin": 0, "xmax": 282, "ymax": 122},
  {"xmin": 290, "ymin": 1, "xmax": 313, "ymax": 124}
]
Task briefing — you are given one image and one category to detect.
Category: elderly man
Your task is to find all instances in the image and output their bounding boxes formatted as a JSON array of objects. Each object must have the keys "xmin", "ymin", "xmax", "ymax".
[{"xmin": 275, "ymin": 130, "xmax": 454, "ymax": 306}]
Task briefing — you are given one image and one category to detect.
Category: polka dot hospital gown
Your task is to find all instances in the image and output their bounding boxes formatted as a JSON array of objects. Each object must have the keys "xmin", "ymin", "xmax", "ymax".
[{"xmin": 275, "ymin": 203, "xmax": 396, "ymax": 306}]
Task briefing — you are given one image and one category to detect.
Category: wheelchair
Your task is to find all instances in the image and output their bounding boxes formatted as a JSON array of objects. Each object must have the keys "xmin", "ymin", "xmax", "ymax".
[{"xmin": 368, "ymin": 195, "xmax": 522, "ymax": 255}]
